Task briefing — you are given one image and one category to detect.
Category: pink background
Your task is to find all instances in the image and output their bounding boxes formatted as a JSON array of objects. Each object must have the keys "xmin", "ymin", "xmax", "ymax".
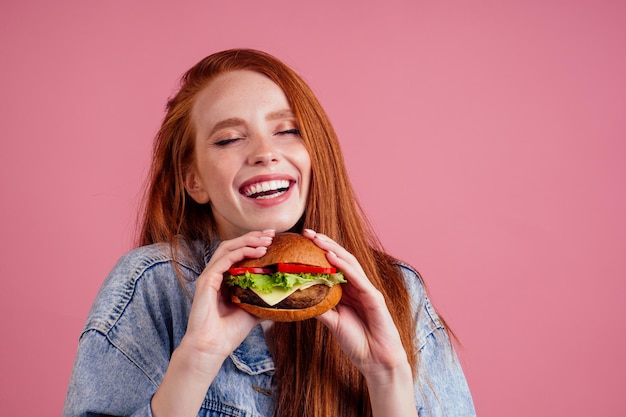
[{"xmin": 1, "ymin": 0, "xmax": 625, "ymax": 415}]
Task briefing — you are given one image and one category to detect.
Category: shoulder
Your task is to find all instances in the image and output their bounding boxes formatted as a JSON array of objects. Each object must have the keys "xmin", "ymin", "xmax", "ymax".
[
  {"xmin": 83, "ymin": 240, "xmax": 208, "ymax": 335},
  {"xmin": 113, "ymin": 239, "xmax": 207, "ymax": 276},
  {"xmin": 394, "ymin": 261, "xmax": 446, "ymax": 350},
  {"xmin": 68, "ymin": 241, "xmax": 212, "ymax": 391},
  {"xmin": 395, "ymin": 262, "xmax": 426, "ymax": 301},
  {"xmin": 393, "ymin": 262, "xmax": 477, "ymax": 414}
]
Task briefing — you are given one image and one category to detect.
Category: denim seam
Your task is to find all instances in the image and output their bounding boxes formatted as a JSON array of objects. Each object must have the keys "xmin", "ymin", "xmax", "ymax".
[
  {"xmin": 82, "ymin": 255, "xmax": 172, "ymax": 335},
  {"xmin": 201, "ymin": 398, "xmax": 256, "ymax": 416},
  {"xmin": 108, "ymin": 329, "xmax": 161, "ymax": 388},
  {"xmin": 396, "ymin": 262, "xmax": 446, "ymax": 351},
  {"xmin": 80, "ymin": 247, "xmax": 201, "ymax": 386},
  {"xmin": 77, "ymin": 328, "xmax": 160, "ymax": 389},
  {"xmin": 84, "ymin": 244, "xmax": 201, "ymax": 335}
]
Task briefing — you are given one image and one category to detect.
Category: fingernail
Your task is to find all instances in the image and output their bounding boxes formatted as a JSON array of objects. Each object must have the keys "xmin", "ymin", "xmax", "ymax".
[
  {"xmin": 327, "ymin": 250, "xmax": 337, "ymax": 257},
  {"xmin": 260, "ymin": 236, "xmax": 273, "ymax": 241},
  {"xmin": 303, "ymin": 228, "xmax": 316, "ymax": 235},
  {"xmin": 262, "ymin": 229, "xmax": 276, "ymax": 234}
]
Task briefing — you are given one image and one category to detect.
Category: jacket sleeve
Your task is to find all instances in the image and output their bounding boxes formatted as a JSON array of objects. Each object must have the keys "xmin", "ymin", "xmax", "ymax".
[
  {"xmin": 62, "ymin": 244, "xmax": 199, "ymax": 417},
  {"xmin": 62, "ymin": 330, "xmax": 156, "ymax": 417},
  {"xmin": 399, "ymin": 265, "xmax": 477, "ymax": 417}
]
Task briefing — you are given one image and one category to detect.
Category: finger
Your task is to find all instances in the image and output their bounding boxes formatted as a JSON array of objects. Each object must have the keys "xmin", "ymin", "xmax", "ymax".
[
  {"xmin": 302, "ymin": 229, "xmax": 355, "ymax": 261},
  {"xmin": 196, "ymin": 230, "xmax": 276, "ymax": 301},
  {"xmin": 209, "ymin": 230, "xmax": 275, "ymax": 265},
  {"xmin": 210, "ymin": 245, "xmax": 269, "ymax": 275},
  {"xmin": 316, "ymin": 306, "xmax": 338, "ymax": 330},
  {"xmin": 302, "ymin": 230, "xmax": 361, "ymax": 271},
  {"xmin": 214, "ymin": 229, "xmax": 275, "ymax": 251},
  {"xmin": 303, "ymin": 230, "xmax": 377, "ymax": 295},
  {"xmin": 204, "ymin": 230, "xmax": 275, "ymax": 280}
]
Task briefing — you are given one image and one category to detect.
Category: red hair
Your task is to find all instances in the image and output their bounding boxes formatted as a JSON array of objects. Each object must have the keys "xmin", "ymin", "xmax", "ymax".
[{"xmin": 138, "ymin": 49, "xmax": 417, "ymax": 417}]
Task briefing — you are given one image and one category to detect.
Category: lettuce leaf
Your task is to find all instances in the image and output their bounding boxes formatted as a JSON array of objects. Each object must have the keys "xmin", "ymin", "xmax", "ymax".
[{"xmin": 227, "ymin": 271, "xmax": 345, "ymax": 294}]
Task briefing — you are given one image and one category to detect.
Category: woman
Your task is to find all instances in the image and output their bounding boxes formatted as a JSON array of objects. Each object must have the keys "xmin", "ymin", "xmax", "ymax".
[{"xmin": 63, "ymin": 49, "xmax": 476, "ymax": 417}]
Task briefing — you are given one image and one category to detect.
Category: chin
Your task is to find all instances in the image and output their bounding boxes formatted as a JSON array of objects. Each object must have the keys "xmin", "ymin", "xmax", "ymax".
[
  {"xmin": 258, "ymin": 219, "xmax": 303, "ymax": 234},
  {"xmin": 251, "ymin": 209, "xmax": 305, "ymax": 234}
]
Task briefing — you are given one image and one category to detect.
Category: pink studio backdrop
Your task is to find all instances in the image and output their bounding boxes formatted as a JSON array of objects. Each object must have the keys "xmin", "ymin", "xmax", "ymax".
[{"xmin": 1, "ymin": 1, "xmax": 624, "ymax": 415}]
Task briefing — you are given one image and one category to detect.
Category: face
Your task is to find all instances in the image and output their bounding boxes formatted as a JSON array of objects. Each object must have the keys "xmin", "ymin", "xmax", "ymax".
[{"xmin": 186, "ymin": 70, "xmax": 312, "ymax": 240}]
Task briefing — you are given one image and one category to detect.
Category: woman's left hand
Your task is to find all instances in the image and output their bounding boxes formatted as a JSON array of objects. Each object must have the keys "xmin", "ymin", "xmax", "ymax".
[
  {"xmin": 303, "ymin": 229, "xmax": 418, "ymax": 417},
  {"xmin": 302, "ymin": 229, "xmax": 410, "ymax": 380}
]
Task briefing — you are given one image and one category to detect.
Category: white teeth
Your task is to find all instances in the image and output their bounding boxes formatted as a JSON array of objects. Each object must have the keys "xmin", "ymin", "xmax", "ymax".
[{"xmin": 243, "ymin": 180, "xmax": 290, "ymax": 198}]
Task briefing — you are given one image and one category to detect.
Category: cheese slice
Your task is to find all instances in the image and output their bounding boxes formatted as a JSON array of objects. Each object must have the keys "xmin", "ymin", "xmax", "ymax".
[{"xmin": 251, "ymin": 279, "xmax": 331, "ymax": 307}]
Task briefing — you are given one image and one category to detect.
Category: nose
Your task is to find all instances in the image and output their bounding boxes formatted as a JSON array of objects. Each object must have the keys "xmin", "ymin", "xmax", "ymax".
[{"xmin": 248, "ymin": 134, "xmax": 279, "ymax": 165}]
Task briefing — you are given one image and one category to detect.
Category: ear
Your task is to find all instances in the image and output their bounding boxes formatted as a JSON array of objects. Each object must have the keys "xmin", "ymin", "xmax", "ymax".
[{"xmin": 184, "ymin": 168, "xmax": 210, "ymax": 204}]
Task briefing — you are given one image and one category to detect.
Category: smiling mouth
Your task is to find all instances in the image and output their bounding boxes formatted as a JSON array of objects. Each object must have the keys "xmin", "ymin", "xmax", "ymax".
[{"xmin": 241, "ymin": 179, "xmax": 292, "ymax": 199}]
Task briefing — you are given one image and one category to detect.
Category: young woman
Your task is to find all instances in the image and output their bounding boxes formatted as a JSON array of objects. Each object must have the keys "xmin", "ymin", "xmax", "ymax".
[{"xmin": 63, "ymin": 49, "xmax": 476, "ymax": 417}]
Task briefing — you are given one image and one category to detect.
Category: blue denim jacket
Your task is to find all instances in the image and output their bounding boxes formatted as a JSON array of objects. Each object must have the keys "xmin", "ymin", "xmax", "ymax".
[{"xmin": 63, "ymin": 240, "xmax": 476, "ymax": 417}]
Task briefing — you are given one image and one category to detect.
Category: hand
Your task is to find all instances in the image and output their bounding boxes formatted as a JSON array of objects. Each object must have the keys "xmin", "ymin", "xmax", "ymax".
[
  {"xmin": 182, "ymin": 230, "xmax": 275, "ymax": 367},
  {"xmin": 152, "ymin": 230, "xmax": 276, "ymax": 417},
  {"xmin": 303, "ymin": 229, "xmax": 410, "ymax": 380},
  {"xmin": 304, "ymin": 229, "xmax": 418, "ymax": 417}
]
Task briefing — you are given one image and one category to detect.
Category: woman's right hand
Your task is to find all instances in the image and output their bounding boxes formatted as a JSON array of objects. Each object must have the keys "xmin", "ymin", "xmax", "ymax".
[
  {"xmin": 152, "ymin": 230, "xmax": 274, "ymax": 417},
  {"xmin": 183, "ymin": 229, "xmax": 275, "ymax": 365}
]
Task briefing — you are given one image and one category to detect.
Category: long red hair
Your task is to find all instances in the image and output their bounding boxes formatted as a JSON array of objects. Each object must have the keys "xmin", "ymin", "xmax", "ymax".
[{"xmin": 138, "ymin": 49, "xmax": 417, "ymax": 417}]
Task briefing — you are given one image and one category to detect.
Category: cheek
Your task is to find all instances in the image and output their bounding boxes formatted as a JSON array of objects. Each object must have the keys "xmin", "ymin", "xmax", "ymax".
[
  {"xmin": 198, "ymin": 156, "xmax": 236, "ymax": 195},
  {"xmin": 293, "ymin": 144, "xmax": 312, "ymax": 179},
  {"xmin": 302, "ymin": 161, "xmax": 312, "ymax": 188},
  {"xmin": 302, "ymin": 155, "xmax": 313, "ymax": 189}
]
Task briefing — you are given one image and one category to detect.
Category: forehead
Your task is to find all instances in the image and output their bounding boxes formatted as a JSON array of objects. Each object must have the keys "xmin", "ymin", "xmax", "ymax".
[{"xmin": 191, "ymin": 70, "xmax": 291, "ymax": 127}]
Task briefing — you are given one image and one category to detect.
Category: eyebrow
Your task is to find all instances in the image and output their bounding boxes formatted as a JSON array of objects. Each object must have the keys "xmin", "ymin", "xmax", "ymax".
[
  {"xmin": 209, "ymin": 118, "xmax": 244, "ymax": 137},
  {"xmin": 266, "ymin": 109, "xmax": 295, "ymax": 121},
  {"xmin": 208, "ymin": 109, "xmax": 296, "ymax": 137}
]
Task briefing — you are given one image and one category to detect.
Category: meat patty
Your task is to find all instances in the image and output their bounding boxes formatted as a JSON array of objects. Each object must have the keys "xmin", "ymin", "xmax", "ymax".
[{"xmin": 231, "ymin": 284, "xmax": 330, "ymax": 309}]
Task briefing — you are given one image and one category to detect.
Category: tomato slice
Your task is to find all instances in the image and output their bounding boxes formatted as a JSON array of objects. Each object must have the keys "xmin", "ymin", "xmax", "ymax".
[
  {"xmin": 228, "ymin": 267, "xmax": 273, "ymax": 275},
  {"xmin": 276, "ymin": 263, "xmax": 336, "ymax": 274}
]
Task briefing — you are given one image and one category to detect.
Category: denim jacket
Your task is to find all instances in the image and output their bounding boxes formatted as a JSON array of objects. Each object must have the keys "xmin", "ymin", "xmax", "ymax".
[{"xmin": 63, "ymin": 240, "xmax": 476, "ymax": 417}]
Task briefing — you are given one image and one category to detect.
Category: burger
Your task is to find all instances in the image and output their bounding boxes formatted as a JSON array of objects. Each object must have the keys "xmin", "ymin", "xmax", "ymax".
[{"xmin": 225, "ymin": 233, "xmax": 346, "ymax": 322}]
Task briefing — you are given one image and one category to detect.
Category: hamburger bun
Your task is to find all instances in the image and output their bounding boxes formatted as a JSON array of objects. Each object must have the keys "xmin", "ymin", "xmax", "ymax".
[
  {"xmin": 235, "ymin": 232, "xmax": 332, "ymax": 269},
  {"xmin": 227, "ymin": 233, "xmax": 344, "ymax": 322}
]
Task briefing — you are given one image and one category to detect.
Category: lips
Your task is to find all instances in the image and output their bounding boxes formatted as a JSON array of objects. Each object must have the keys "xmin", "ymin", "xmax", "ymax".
[{"xmin": 240, "ymin": 178, "xmax": 292, "ymax": 199}]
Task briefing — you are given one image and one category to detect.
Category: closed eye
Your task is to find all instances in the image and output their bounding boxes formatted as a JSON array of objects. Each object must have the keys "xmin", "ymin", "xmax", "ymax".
[
  {"xmin": 214, "ymin": 137, "xmax": 241, "ymax": 147},
  {"xmin": 276, "ymin": 129, "xmax": 301, "ymax": 136}
]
